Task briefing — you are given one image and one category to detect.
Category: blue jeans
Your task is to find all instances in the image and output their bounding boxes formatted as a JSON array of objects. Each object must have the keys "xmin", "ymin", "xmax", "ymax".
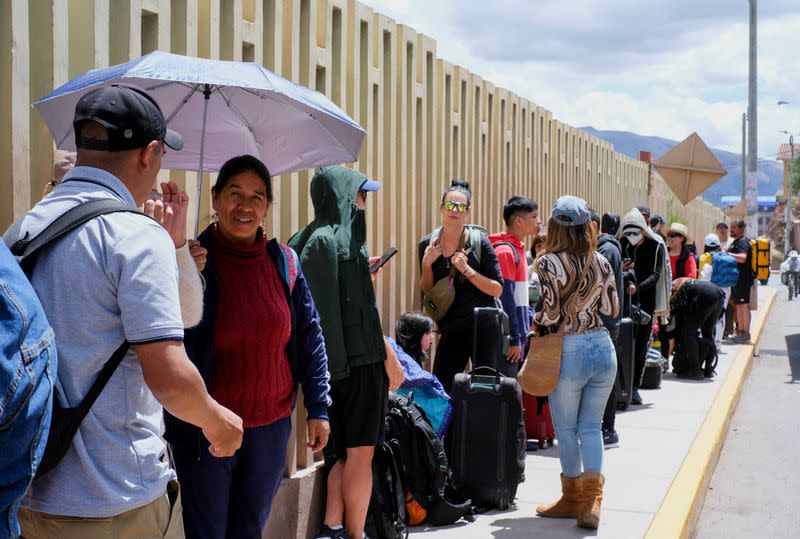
[
  {"xmin": 549, "ymin": 328, "xmax": 616, "ymax": 478},
  {"xmin": 0, "ymin": 242, "xmax": 56, "ymax": 539}
]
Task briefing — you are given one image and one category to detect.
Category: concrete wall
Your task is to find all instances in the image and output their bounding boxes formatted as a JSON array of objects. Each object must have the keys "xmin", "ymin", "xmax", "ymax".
[{"xmin": 1, "ymin": 1, "xmax": 726, "ymax": 536}]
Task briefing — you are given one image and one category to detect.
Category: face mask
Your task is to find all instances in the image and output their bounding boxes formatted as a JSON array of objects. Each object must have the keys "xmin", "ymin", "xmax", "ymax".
[{"xmin": 626, "ymin": 233, "xmax": 643, "ymax": 246}]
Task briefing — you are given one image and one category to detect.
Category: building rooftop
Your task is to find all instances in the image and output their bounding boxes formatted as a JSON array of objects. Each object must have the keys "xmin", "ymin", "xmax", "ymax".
[{"xmin": 776, "ymin": 144, "xmax": 800, "ymax": 161}]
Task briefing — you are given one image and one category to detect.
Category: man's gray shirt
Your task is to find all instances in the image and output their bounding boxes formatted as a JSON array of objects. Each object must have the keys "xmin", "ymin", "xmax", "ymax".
[{"xmin": 4, "ymin": 166, "xmax": 184, "ymax": 517}]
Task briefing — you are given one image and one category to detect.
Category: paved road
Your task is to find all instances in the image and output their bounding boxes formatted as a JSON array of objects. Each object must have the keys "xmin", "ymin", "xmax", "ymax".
[{"xmin": 694, "ymin": 279, "xmax": 800, "ymax": 538}]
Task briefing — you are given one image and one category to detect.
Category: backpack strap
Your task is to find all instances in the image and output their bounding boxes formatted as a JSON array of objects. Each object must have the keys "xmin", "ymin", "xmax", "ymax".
[
  {"xmin": 279, "ymin": 244, "xmax": 299, "ymax": 293},
  {"xmin": 430, "ymin": 227, "xmax": 442, "ymax": 245},
  {"xmin": 468, "ymin": 227, "xmax": 483, "ymax": 265},
  {"xmin": 491, "ymin": 240, "xmax": 520, "ymax": 266},
  {"xmin": 11, "ymin": 199, "xmax": 143, "ymax": 274},
  {"xmin": 75, "ymin": 340, "xmax": 131, "ymax": 415}
]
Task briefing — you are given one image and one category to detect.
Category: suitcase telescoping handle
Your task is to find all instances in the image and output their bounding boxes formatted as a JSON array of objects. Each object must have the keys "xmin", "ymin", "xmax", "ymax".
[{"xmin": 471, "ymin": 306, "xmax": 510, "ymax": 387}]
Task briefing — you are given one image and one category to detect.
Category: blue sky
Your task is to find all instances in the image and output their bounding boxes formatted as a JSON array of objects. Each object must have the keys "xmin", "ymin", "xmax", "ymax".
[{"xmin": 365, "ymin": 0, "xmax": 800, "ymax": 159}]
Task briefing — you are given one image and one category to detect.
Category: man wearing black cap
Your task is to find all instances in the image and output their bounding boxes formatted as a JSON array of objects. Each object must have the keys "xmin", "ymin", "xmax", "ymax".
[
  {"xmin": 5, "ymin": 85, "xmax": 243, "ymax": 538},
  {"xmin": 649, "ymin": 215, "xmax": 666, "ymax": 240}
]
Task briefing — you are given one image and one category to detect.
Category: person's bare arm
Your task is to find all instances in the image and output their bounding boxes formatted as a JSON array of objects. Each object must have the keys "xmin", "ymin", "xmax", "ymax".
[
  {"xmin": 451, "ymin": 251, "xmax": 503, "ymax": 297},
  {"xmin": 135, "ymin": 340, "xmax": 243, "ymax": 457},
  {"xmin": 728, "ymin": 251, "xmax": 747, "ymax": 264}
]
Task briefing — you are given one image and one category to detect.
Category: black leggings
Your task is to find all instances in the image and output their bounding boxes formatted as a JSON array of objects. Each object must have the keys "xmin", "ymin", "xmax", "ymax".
[
  {"xmin": 433, "ymin": 324, "xmax": 511, "ymax": 394},
  {"xmin": 603, "ymin": 334, "xmax": 620, "ymax": 431},
  {"xmin": 674, "ymin": 300, "xmax": 725, "ymax": 376},
  {"xmin": 633, "ymin": 321, "xmax": 654, "ymax": 390}
]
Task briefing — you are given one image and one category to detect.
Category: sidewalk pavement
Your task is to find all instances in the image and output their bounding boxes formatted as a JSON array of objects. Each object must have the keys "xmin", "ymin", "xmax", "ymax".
[{"xmin": 410, "ymin": 287, "xmax": 777, "ymax": 539}]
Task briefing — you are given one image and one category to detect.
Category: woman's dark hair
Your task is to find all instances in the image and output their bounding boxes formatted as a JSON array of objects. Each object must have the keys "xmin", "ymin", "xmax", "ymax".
[
  {"xmin": 395, "ymin": 312, "xmax": 434, "ymax": 366},
  {"xmin": 530, "ymin": 233, "xmax": 547, "ymax": 260},
  {"xmin": 703, "ymin": 244, "xmax": 720, "ymax": 253},
  {"xmin": 601, "ymin": 213, "xmax": 620, "ymax": 236},
  {"xmin": 212, "ymin": 154, "xmax": 273, "ymax": 202},
  {"xmin": 440, "ymin": 179, "xmax": 471, "ymax": 206}
]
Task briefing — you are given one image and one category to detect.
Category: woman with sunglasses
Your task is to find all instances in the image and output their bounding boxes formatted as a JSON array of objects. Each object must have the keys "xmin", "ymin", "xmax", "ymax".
[
  {"xmin": 617, "ymin": 208, "xmax": 664, "ymax": 406},
  {"xmin": 664, "ymin": 222, "xmax": 697, "ymax": 279},
  {"xmin": 418, "ymin": 180, "xmax": 503, "ymax": 393}
]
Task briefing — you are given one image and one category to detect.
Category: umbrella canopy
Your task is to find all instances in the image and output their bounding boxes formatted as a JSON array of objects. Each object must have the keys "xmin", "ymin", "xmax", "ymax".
[
  {"xmin": 653, "ymin": 132, "xmax": 727, "ymax": 205},
  {"xmin": 33, "ymin": 51, "xmax": 365, "ymax": 176}
]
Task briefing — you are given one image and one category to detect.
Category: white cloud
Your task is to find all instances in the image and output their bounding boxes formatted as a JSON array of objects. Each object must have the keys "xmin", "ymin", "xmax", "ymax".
[{"xmin": 363, "ymin": 0, "xmax": 800, "ymax": 163}]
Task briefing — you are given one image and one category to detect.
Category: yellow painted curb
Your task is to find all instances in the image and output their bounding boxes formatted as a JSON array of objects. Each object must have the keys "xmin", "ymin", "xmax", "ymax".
[{"xmin": 644, "ymin": 287, "xmax": 777, "ymax": 539}]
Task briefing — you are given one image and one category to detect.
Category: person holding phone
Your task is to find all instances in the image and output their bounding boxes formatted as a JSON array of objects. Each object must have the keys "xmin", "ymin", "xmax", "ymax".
[
  {"xmin": 617, "ymin": 207, "xmax": 664, "ymax": 406},
  {"xmin": 418, "ymin": 180, "xmax": 503, "ymax": 393},
  {"xmin": 289, "ymin": 165, "xmax": 404, "ymax": 539}
]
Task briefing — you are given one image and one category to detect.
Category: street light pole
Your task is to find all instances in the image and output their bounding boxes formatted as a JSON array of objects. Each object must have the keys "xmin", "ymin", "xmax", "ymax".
[
  {"xmin": 789, "ymin": 135, "xmax": 795, "ymax": 254},
  {"xmin": 747, "ymin": 0, "xmax": 758, "ymax": 232},
  {"xmin": 742, "ymin": 112, "xmax": 746, "ymax": 200}
]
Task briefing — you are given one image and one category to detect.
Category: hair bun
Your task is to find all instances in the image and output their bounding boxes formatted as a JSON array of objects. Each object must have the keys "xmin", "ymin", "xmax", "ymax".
[{"xmin": 451, "ymin": 179, "xmax": 470, "ymax": 191}]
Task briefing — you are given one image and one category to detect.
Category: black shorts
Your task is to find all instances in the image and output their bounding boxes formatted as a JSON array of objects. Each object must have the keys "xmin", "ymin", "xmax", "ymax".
[
  {"xmin": 326, "ymin": 362, "xmax": 389, "ymax": 461},
  {"xmin": 731, "ymin": 284, "xmax": 752, "ymax": 305}
]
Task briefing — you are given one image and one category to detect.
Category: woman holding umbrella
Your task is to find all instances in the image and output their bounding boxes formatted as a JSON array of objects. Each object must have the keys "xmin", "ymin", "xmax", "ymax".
[{"xmin": 164, "ymin": 155, "xmax": 331, "ymax": 539}]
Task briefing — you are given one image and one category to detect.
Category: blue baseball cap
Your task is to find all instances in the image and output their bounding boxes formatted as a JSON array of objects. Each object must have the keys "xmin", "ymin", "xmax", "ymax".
[
  {"xmin": 551, "ymin": 195, "xmax": 590, "ymax": 227},
  {"xmin": 359, "ymin": 179, "xmax": 381, "ymax": 192}
]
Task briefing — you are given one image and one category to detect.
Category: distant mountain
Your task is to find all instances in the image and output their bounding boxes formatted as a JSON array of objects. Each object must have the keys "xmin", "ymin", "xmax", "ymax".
[{"xmin": 581, "ymin": 127, "xmax": 784, "ymax": 207}]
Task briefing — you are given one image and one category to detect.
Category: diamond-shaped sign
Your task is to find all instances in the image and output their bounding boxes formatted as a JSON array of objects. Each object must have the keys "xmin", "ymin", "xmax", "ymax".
[{"xmin": 653, "ymin": 132, "xmax": 727, "ymax": 204}]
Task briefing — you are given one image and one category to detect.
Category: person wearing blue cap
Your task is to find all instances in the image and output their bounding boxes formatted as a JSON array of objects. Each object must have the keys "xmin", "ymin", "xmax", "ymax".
[
  {"xmin": 289, "ymin": 165, "xmax": 405, "ymax": 539},
  {"xmin": 533, "ymin": 196, "xmax": 619, "ymax": 530},
  {"xmin": 7, "ymin": 85, "xmax": 243, "ymax": 538}
]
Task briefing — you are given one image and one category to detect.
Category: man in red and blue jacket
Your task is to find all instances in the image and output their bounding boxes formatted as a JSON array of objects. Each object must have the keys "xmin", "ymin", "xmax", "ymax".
[{"xmin": 489, "ymin": 196, "xmax": 541, "ymax": 376}]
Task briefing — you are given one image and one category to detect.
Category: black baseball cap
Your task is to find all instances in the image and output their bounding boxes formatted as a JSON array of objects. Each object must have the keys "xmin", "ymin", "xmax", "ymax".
[{"xmin": 73, "ymin": 85, "xmax": 183, "ymax": 152}]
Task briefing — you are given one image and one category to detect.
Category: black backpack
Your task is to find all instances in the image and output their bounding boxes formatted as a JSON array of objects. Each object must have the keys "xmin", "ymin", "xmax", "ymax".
[
  {"xmin": 365, "ymin": 442, "xmax": 408, "ymax": 539},
  {"xmin": 10, "ymin": 199, "xmax": 145, "ymax": 478},
  {"xmin": 383, "ymin": 394, "xmax": 472, "ymax": 527},
  {"xmin": 698, "ymin": 337, "xmax": 718, "ymax": 378}
]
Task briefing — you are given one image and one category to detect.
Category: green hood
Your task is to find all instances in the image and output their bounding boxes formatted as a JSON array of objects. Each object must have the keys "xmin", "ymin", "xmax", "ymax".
[
  {"xmin": 290, "ymin": 165, "xmax": 368, "ymax": 257},
  {"xmin": 288, "ymin": 165, "xmax": 386, "ymax": 380}
]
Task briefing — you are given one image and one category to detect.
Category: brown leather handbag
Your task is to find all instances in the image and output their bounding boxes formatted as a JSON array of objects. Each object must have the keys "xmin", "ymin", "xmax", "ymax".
[
  {"xmin": 422, "ymin": 230, "xmax": 467, "ymax": 322},
  {"xmin": 518, "ymin": 255, "xmax": 591, "ymax": 396}
]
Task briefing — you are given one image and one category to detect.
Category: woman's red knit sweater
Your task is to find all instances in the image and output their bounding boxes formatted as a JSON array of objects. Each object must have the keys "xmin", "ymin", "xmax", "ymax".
[{"xmin": 210, "ymin": 226, "xmax": 294, "ymax": 428}]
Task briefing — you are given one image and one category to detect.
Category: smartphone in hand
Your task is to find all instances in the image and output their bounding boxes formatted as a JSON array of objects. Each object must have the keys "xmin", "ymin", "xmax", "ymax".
[{"xmin": 370, "ymin": 247, "xmax": 398, "ymax": 273}]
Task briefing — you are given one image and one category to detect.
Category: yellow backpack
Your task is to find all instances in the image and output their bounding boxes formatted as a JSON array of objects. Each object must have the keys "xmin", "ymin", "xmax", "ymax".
[
  {"xmin": 750, "ymin": 237, "xmax": 770, "ymax": 283},
  {"xmin": 698, "ymin": 252, "xmax": 713, "ymax": 274}
]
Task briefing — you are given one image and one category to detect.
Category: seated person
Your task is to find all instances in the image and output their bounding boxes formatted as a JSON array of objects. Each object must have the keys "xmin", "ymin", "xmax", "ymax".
[{"xmin": 386, "ymin": 312, "xmax": 453, "ymax": 438}]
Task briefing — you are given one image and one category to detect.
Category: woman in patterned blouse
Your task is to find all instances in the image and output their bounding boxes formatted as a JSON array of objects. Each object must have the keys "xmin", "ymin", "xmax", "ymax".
[{"xmin": 533, "ymin": 196, "xmax": 619, "ymax": 530}]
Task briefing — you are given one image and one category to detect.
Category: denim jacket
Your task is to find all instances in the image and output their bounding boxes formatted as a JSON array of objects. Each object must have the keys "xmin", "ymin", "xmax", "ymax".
[
  {"xmin": 0, "ymin": 241, "xmax": 56, "ymax": 539},
  {"xmin": 164, "ymin": 227, "xmax": 331, "ymax": 455}
]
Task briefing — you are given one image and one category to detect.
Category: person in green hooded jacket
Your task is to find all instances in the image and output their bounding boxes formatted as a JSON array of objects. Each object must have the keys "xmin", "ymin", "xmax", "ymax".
[{"xmin": 289, "ymin": 165, "xmax": 404, "ymax": 539}]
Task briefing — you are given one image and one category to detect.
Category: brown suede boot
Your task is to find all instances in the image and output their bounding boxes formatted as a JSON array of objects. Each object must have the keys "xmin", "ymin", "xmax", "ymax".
[
  {"xmin": 536, "ymin": 474, "xmax": 582, "ymax": 518},
  {"xmin": 577, "ymin": 471, "xmax": 605, "ymax": 529}
]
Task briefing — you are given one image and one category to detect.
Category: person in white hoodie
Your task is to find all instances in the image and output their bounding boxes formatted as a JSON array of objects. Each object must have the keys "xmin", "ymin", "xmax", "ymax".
[{"xmin": 617, "ymin": 208, "xmax": 669, "ymax": 405}]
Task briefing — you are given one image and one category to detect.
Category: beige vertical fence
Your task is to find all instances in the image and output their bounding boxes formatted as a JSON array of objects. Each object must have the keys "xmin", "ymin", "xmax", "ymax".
[{"xmin": 1, "ymin": 0, "xmax": 724, "ymax": 482}]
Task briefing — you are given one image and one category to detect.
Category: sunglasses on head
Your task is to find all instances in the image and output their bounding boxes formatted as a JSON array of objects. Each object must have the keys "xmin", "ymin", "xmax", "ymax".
[{"xmin": 443, "ymin": 200, "xmax": 469, "ymax": 213}]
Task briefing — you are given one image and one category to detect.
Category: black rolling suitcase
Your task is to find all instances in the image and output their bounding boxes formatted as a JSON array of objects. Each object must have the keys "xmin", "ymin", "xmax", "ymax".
[
  {"xmin": 449, "ymin": 307, "xmax": 526, "ymax": 510},
  {"xmin": 615, "ymin": 294, "xmax": 635, "ymax": 410}
]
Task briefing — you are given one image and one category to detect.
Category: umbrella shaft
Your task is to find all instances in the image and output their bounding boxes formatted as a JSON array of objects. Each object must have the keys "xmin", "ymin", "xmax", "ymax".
[{"xmin": 194, "ymin": 86, "xmax": 211, "ymax": 238}]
